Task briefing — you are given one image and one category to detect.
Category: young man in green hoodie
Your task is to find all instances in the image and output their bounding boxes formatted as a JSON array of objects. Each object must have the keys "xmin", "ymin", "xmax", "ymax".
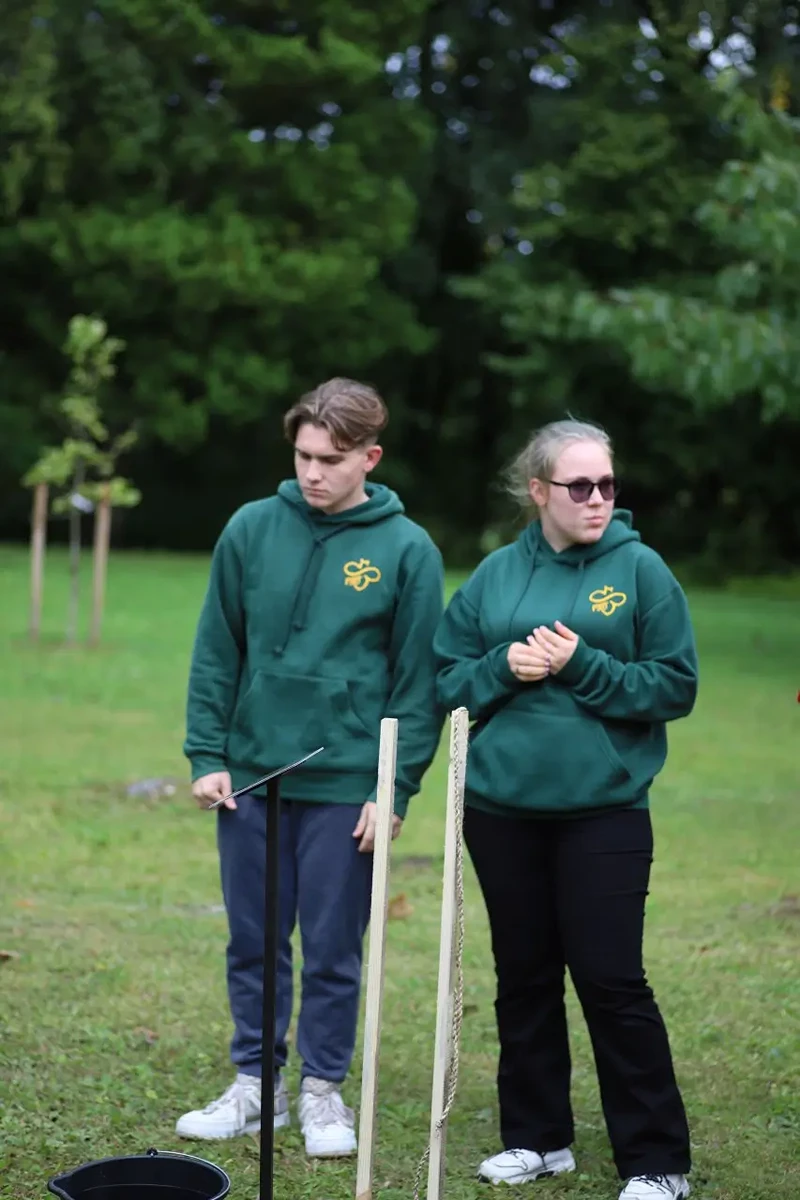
[{"xmin": 177, "ymin": 378, "xmax": 444, "ymax": 1156}]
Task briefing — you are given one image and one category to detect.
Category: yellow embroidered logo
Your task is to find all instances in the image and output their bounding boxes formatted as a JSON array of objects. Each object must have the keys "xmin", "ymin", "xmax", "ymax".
[
  {"xmin": 589, "ymin": 584, "xmax": 628, "ymax": 617},
  {"xmin": 343, "ymin": 558, "xmax": 382, "ymax": 592}
]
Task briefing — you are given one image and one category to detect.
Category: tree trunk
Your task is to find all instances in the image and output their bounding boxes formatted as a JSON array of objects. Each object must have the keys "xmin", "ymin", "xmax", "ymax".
[
  {"xmin": 89, "ymin": 484, "xmax": 112, "ymax": 647},
  {"xmin": 66, "ymin": 465, "xmax": 85, "ymax": 644},
  {"xmin": 29, "ymin": 483, "xmax": 49, "ymax": 642}
]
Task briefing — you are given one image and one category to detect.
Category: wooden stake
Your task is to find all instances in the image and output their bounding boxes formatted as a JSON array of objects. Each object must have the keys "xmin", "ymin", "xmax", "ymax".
[
  {"xmin": 426, "ymin": 708, "xmax": 469, "ymax": 1200},
  {"xmin": 29, "ymin": 483, "xmax": 48, "ymax": 642},
  {"xmin": 355, "ymin": 717, "xmax": 398, "ymax": 1200},
  {"xmin": 89, "ymin": 484, "xmax": 112, "ymax": 646}
]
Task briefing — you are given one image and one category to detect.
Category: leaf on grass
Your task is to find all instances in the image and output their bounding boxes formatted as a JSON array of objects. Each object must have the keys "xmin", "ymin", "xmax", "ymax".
[
  {"xmin": 0, "ymin": 949, "xmax": 21, "ymax": 962},
  {"xmin": 133, "ymin": 1027, "xmax": 158, "ymax": 1045},
  {"xmin": 388, "ymin": 892, "xmax": 413, "ymax": 920}
]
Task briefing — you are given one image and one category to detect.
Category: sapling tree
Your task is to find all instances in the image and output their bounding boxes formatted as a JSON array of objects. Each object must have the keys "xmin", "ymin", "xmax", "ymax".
[{"xmin": 23, "ymin": 315, "xmax": 141, "ymax": 644}]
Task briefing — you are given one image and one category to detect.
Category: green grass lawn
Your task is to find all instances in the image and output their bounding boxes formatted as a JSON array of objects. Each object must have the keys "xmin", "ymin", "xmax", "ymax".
[{"xmin": 0, "ymin": 543, "xmax": 798, "ymax": 1200}]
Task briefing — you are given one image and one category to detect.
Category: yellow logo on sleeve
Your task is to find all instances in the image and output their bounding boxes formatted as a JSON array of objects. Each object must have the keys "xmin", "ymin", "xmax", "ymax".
[
  {"xmin": 589, "ymin": 585, "xmax": 627, "ymax": 616},
  {"xmin": 343, "ymin": 559, "xmax": 382, "ymax": 592}
]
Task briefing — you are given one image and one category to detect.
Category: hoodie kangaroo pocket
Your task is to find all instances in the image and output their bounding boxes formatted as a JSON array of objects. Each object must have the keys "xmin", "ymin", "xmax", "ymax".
[
  {"xmin": 468, "ymin": 707, "xmax": 633, "ymax": 813},
  {"xmin": 227, "ymin": 671, "xmax": 375, "ymax": 771}
]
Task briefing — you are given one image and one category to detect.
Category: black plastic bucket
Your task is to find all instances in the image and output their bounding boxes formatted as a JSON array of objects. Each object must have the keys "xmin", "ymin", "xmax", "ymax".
[{"xmin": 47, "ymin": 1147, "xmax": 230, "ymax": 1200}]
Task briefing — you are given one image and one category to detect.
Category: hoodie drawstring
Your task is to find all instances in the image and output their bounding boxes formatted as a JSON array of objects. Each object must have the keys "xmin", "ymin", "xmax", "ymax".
[
  {"xmin": 508, "ymin": 546, "xmax": 539, "ymax": 640},
  {"xmin": 273, "ymin": 526, "xmax": 345, "ymax": 656},
  {"xmin": 507, "ymin": 547, "xmax": 586, "ymax": 646},
  {"xmin": 567, "ymin": 560, "xmax": 586, "ymax": 625}
]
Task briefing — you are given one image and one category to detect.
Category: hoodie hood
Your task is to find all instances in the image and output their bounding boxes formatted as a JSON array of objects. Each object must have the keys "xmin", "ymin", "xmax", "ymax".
[
  {"xmin": 512, "ymin": 509, "xmax": 642, "ymax": 633},
  {"xmin": 520, "ymin": 508, "xmax": 641, "ymax": 567},
  {"xmin": 277, "ymin": 479, "xmax": 405, "ymax": 526},
  {"xmin": 274, "ymin": 479, "xmax": 405, "ymax": 652}
]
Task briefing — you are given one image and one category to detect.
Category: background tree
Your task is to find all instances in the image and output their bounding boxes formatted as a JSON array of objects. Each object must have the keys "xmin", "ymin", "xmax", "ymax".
[
  {"xmin": 2, "ymin": 1, "xmax": 800, "ymax": 573},
  {"xmin": 1, "ymin": 0, "xmax": 434, "ymax": 545},
  {"xmin": 453, "ymin": 3, "xmax": 800, "ymax": 571}
]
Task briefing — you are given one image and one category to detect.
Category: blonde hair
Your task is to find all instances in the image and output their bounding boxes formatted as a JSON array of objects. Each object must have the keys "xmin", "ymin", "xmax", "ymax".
[
  {"xmin": 283, "ymin": 377, "xmax": 388, "ymax": 450},
  {"xmin": 505, "ymin": 418, "xmax": 613, "ymax": 509}
]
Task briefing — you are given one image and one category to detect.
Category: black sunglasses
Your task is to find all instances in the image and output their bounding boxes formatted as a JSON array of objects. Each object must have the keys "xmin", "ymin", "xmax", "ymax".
[{"xmin": 544, "ymin": 475, "xmax": 620, "ymax": 504}]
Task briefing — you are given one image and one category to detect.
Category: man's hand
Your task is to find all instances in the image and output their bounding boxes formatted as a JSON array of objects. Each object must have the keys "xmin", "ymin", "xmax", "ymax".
[
  {"xmin": 507, "ymin": 640, "xmax": 551, "ymax": 683},
  {"xmin": 192, "ymin": 771, "xmax": 235, "ymax": 811},
  {"xmin": 353, "ymin": 801, "xmax": 403, "ymax": 853},
  {"xmin": 529, "ymin": 620, "xmax": 579, "ymax": 675}
]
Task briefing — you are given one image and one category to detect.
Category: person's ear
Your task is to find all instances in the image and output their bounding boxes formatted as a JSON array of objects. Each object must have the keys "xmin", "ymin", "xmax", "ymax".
[
  {"xmin": 364, "ymin": 444, "xmax": 383, "ymax": 473},
  {"xmin": 529, "ymin": 477, "xmax": 547, "ymax": 507}
]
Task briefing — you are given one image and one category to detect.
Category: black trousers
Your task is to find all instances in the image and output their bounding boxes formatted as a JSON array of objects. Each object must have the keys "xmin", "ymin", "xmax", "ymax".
[{"xmin": 464, "ymin": 805, "xmax": 691, "ymax": 1180}]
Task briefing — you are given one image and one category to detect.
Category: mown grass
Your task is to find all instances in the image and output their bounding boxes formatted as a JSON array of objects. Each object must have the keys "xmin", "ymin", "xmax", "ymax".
[{"xmin": 0, "ymin": 544, "xmax": 798, "ymax": 1200}]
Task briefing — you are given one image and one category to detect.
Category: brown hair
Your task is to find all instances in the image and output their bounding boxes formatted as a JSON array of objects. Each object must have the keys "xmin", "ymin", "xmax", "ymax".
[{"xmin": 283, "ymin": 377, "xmax": 389, "ymax": 450}]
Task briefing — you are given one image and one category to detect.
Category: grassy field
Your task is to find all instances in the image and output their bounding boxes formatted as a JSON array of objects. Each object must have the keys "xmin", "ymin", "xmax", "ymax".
[{"xmin": 0, "ymin": 543, "xmax": 798, "ymax": 1200}]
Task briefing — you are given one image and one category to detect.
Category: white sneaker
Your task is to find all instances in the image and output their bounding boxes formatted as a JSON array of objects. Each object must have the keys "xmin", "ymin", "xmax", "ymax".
[
  {"xmin": 297, "ymin": 1077, "xmax": 357, "ymax": 1157},
  {"xmin": 175, "ymin": 1073, "xmax": 290, "ymax": 1140},
  {"xmin": 619, "ymin": 1176, "xmax": 690, "ymax": 1200},
  {"xmin": 478, "ymin": 1147, "xmax": 576, "ymax": 1184}
]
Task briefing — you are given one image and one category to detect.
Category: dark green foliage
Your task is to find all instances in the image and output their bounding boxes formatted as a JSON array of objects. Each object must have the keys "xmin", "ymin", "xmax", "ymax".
[{"xmin": 2, "ymin": 1, "xmax": 800, "ymax": 571}]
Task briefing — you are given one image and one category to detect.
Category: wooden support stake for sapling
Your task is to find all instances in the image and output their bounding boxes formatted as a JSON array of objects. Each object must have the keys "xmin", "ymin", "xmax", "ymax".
[
  {"xmin": 29, "ymin": 482, "xmax": 49, "ymax": 642},
  {"xmin": 90, "ymin": 483, "xmax": 112, "ymax": 647}
]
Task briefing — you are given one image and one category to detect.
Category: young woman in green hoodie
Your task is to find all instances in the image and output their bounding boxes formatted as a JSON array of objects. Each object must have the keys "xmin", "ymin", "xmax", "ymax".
[{"xmin": 434, "ymin": 420, "xmax": 698, "ymax": 1200}]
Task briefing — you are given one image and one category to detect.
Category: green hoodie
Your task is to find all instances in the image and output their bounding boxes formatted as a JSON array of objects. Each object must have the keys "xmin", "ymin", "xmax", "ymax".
[
  {"xmin": 434, "ymin": 511, "xmax": 698, "ymax": 818},
  {"xmin": 184, "ymin": 480, "xmax": 444, "ymax": 817}
]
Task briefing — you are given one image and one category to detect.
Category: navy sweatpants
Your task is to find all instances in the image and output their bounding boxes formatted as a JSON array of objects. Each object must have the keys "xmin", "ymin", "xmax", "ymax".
[{"xmin": 217, "ymin": 797, "xmax": 373, "ymax": 1082}]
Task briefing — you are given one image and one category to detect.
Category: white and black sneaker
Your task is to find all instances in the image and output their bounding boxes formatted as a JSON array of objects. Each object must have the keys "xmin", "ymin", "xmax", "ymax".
[
  {"xmin": 619, "ymin": 1175, "xmax": 690, "ymax": 1200},
  {"xmin": 297, "ymin": 1076, "xmax": 357, "ymax": 1157},
  {"xmin": 175, "ymin": 1073, "xmax": 289, "ymax": 1139},
  {"xmin": 477, "ymin": 1147, "xmax": 576, "ymax": 1185}
]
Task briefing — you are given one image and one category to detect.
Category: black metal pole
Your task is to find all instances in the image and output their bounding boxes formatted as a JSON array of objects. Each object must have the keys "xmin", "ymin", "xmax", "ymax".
[{"xmin": 259, "ymin": 777, "xmax": 280, "ymax": 1200}]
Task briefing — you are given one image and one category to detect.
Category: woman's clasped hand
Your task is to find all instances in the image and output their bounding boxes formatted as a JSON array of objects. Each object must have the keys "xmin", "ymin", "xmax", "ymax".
[{"xmin": 507, "ymin": 619, "xmax": 579, "ymax": 681}]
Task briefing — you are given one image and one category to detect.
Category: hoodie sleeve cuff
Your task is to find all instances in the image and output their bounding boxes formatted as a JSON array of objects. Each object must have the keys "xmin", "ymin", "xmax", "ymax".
[
  {"xmin": 363, "ymin": 784, "xmax": 410, "ymax": 820},
  {"xmin": 557, "ymin": 637, "xmax": 596, "ymax": 686},
  {"xmin": 488, "ymin": 643, "xmax": 518, "ymax": 689},
  {"xmin": 189, "ymin": 755, "xmax": 229, "ymax": 782},
  {"xmin": 392, "ymin": 792, "xmax": 410, "ymax": 821}
]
